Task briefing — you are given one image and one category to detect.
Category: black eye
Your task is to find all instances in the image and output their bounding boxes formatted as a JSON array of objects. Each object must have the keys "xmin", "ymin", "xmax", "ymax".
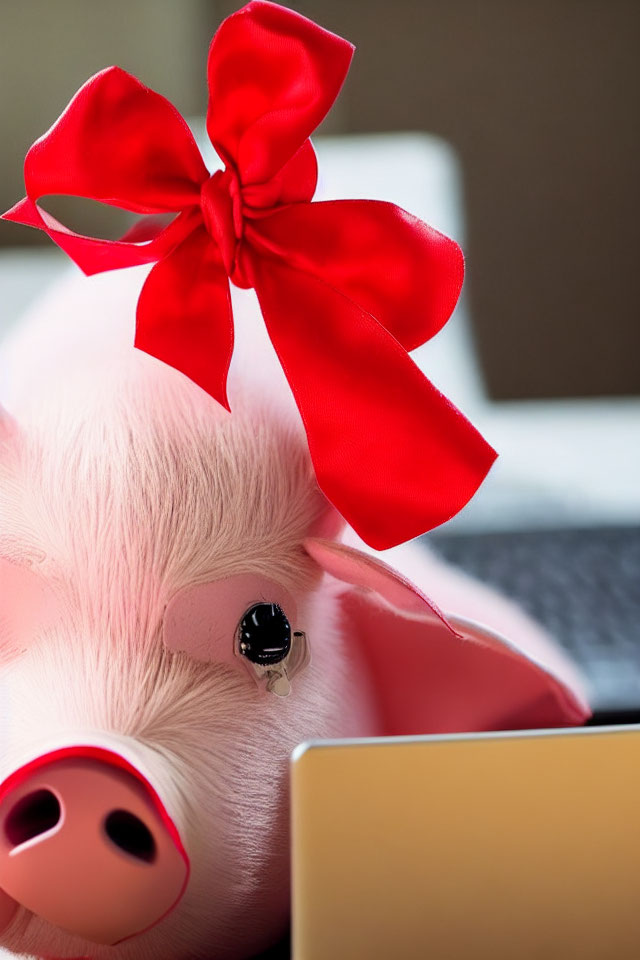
[{"xmin": 238, "ymin": 603, "xmax": 291, "ymax": 666}]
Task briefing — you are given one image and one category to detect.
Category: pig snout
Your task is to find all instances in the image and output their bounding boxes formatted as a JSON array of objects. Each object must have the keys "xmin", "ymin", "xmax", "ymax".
[{"xmin": 0, "ymin": 746, "xmax": 189, "ymax": 945}]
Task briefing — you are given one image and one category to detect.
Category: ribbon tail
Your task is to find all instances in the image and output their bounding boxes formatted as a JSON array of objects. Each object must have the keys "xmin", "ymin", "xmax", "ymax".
[
  {"xmin": 252, "ymin": 256, "xmax": 496, "ymax": 550},
  {"xmin": 135, "ymin": 227, "xmax": 233, "ymax": 410},
  {"xmin": 2, "ymin": 198, "xmax": 199, "ymax": 276}
]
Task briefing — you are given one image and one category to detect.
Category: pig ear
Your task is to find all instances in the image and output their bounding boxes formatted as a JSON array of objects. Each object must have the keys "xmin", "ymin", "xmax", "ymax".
[
  {"xmin": 0, "ymin": 405, "xmax": 17, "ymax": 443},
  {"xmin": 0, "ymin": 558, "xmax": 59, "ymax": 662},
  {"xmin": 307, "ymin": 498, "xmax": 346, "ymax": 541},
  {"xmin": 303, "ymin": 538, "xmax": 590, "ymax": 736}
]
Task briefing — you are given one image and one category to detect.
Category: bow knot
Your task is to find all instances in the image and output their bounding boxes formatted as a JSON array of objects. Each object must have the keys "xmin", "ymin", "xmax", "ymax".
[
  {"xmin": 1, "ymin": 0, "xmax": 496, "ymax": 550},
  {"xmin": 200, "ymin": 168, "xmax": 249, "ymax": 288}
]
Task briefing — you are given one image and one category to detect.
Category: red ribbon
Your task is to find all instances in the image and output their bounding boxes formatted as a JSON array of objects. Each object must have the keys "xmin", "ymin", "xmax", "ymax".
[{"xmin": 2, "ymin": 0, "xmax": 496, "ymax": 550}]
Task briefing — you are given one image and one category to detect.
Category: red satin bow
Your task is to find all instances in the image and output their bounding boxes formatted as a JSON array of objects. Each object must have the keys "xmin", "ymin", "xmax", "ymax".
[{"xmin": 2, "ymin": 0, "xmax": 496, "ymax": 550}]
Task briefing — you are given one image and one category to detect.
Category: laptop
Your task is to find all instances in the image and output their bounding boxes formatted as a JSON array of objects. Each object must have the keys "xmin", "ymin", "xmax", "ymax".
[{"xmin": 291, "ymin": 726, "xmax": 640, "ymax": 960}]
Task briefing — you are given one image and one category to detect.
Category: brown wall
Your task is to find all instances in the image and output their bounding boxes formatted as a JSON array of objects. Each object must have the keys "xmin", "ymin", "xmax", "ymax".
[
  {"xmin": 0, "ymin": 0, "xmax": 211, "ymax": 241},
  {"xmin": 2, "ymin": 1, "xmax": 639, "ymax": 400}
]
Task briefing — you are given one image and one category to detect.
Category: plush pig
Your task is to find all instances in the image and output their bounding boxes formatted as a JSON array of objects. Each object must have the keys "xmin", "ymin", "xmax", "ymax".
[
  {"xmin": 0, "ymin": 3, "xmax": 589, "ymax": 957},
  {"xmin": 0, "ymin": 266, "xmax": 588, "ymax": 960}
]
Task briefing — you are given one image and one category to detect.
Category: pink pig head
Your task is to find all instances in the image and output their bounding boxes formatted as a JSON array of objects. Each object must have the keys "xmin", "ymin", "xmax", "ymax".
[{"xmin": 0, "ymin": 271, "xmax": 589, "ymax": 960}]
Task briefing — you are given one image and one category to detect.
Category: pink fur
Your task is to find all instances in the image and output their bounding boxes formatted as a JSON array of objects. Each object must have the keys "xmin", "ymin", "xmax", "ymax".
[
  {"xmin": 0, "ymin": 268, "xmax": 377, "ymax": 960},
  {"xmin": 0, "ymin": 266, "xmax": 587, "ymax": 959}
]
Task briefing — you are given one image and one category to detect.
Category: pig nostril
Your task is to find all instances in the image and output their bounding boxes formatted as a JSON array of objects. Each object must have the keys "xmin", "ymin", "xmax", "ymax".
[
  {"xmin": 4, "ymin": 789, "xmax": 61, "ymax": 846},
  {"xmin": 104, "ymin": 809, "xmax": 156, "ymax": 863}
]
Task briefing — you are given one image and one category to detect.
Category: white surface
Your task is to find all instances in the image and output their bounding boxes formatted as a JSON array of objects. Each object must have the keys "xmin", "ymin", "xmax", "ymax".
[
  {"xmin": 0, "ymin": 248, "xmax": 66, "ymax": 340},
  {"xmin": 1, "ymin": 131, "xmax": 638, "ymax": 533}
]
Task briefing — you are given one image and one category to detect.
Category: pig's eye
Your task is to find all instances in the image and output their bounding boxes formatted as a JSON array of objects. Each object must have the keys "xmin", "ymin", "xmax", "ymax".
[{"xmin": 238, "ymin": 603, "xmax": 291, "ymax": 666}]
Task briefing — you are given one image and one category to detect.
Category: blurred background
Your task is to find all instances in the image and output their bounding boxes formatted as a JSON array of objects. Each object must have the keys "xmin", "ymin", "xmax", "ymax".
[
  {"xmin": 1, "ymin": 0, "xmax": 639, "ymax": 399},
  {"xmin": 0, "ymin": 2, "xmax": 639, "ymax": 718}
]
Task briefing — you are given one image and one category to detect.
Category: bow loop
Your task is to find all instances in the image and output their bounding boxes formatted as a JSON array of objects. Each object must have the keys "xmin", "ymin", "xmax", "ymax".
[
  {"xmin": 247, "ymin": 200, "xmax": 465, "ymax": 350},
  {"xmin": 2, "ymin": 65, "xmax": 209, "ymax": 276},
  {"xmin": 206, "ymin": 1, "xmax": 353, "ymax": 187},
  {"xmin": 24, "ymin": 66, "xmax": 208, "ymax": 214}
]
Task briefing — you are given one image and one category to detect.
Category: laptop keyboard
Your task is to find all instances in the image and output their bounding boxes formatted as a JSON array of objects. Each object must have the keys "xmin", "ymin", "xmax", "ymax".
[{"xmin": 425, "ymin": 525, "xmax": 640, "ymax": 716}]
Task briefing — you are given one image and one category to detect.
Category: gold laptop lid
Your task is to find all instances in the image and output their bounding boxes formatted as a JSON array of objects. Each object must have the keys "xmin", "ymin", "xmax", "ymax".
[{"xmin": 291, "ymin": 726, "xmax": 640, "ymax": 960}]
